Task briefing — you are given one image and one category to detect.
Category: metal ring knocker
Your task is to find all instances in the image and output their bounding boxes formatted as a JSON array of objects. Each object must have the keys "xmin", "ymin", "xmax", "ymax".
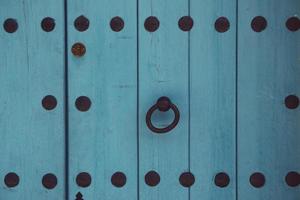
[{"xmin": 146, "ymin": 96, "xmax": 180, "ymax": 134}]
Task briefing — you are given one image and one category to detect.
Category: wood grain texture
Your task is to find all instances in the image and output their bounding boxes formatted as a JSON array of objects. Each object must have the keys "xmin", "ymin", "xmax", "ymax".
[
  {"xmin": 67, "ymin": 0, "xmax": 138, "ymax": 199},
  {"xmin": 0, "ymin": 0, "xmax": 65, "ymax": 199},
  {"xmin": 190, "ymin": 0, "xmax": 236, "ymax": 200},
  {"xmin": 238, "ymin": 0, "xmax": 300, "ymax": 199},
  {"xmin": 138, "ymin": 0, "xmax": 189, "ymax": 200},
  {"xmin": 1, "ymin": 1, "xmax": 299, "ymax": 199}
]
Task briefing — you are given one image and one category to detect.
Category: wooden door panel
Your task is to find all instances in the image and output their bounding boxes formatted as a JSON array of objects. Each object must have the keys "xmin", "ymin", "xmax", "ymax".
[
  {"xmin": 138, "ymin": 0, "xmax": 190, "ymax": 200},
  {"xmin": 238, "ymin": 0, "xmax": 300, "ymax": 199},
  {"xmin": 190, "ymin": 1, "xmax": 236, "ymax": 200},
  {"xmin": 0, "ymin": 0, "xmax": 66, "ymax": 199},
  {"xmin": 67, "ymin": 0, "xmax": 138, "ymax": 199}
]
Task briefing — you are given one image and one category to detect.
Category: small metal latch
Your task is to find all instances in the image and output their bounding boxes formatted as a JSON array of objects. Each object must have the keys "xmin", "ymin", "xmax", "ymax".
[{"xmin": 75, "ymin": 192, "xmax": 83, "ymax": 200}]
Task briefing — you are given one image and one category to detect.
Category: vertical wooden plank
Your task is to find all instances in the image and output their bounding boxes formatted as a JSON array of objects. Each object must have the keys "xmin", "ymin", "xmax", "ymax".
[
  {"xmin": 67, "ymin": 0, "xmax": 137, "ymax": 199},
  {"xmin": 0, "ymin": 0, "xmax": 65, "ymax": 199},
  {"xmin": 238, "ymin": 0, "xmax": 300, "ymax": 200},
  {"xmin": 190, "ymin": 0, "xmax": 236, "ymax": 200},
  {"xmin": 138, "ymin": 0, "xmax": 189, "ymax": 200}
]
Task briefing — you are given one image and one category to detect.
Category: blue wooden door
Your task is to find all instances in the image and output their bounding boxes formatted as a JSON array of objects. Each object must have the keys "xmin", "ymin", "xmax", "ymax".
[{"xmin": 1, "ymin": 0, "xmax": 300, "ymax": 200}]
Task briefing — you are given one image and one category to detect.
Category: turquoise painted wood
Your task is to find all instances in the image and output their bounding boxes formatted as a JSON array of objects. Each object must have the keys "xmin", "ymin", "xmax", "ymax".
[
  {"xmin": 238, "ymin": 0, "xmax": 300, "ymax": 200},
  {"xmin": 138, "ymin": 1, "xmax": 189, "ymax": 200},
  {"xmin": 0, "ymin": 0, "xmax": 66, "ymax": 199},
  {"xmin": 1, "ymin": 0, "xmax": 300, "ymax": 199},
  {"xmin": 67, "ymin": 0, "xmax": 138, "ymax": 200},
  {"xmin": 190, "ymin": 1, "xmax": 236, "ymax": 200}
]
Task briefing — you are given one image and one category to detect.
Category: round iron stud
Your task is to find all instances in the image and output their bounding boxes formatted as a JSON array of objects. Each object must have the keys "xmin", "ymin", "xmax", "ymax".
[
  {"xmin": 3, "ymin": 18, "xmax": 18, "ymax": 33},
  {"xmin": 4, "ymin": 172, "xmax": 19, "ymax": 188},
  {"xmin": 145, "ymin": 171, "xmax": 160, "ymax": 187},
  {"xmin": 251, "ymin": 16, "xmax": 267, "ymax": 32},
  {"xmin": 144, "ymin": 16, "xmax": 160, "ymax": 32},
  {"xmin": 111, "ymin": 172, "xmax": 127, "ymax": 188},
  {"xmin": 179, "ymin": 172, "xmax": 195, "ymax": 187}
]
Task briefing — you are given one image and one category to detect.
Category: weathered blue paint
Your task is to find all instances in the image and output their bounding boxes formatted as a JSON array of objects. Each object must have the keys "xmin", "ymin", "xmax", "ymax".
[
  {"xmin": 238, "ymin": 0, "xmax": 300, "ymax": 200},
  {"xmin": 0, "ymin": 0, "xmax": 65, "ymax": 199},
  {"xmin": 1, "ymin": 0, "xmax": 300, "ymax": 199},
  {"xmin": 138, "ymin": 0, "xmax": 190, "ymax": 199},
  {"xmin": 67, "ymin": 0, "xmax": 138, "ymax": 200},
  {"xmin": 190, "ymin": 1, "xmax": 237, "ymax": 200}
]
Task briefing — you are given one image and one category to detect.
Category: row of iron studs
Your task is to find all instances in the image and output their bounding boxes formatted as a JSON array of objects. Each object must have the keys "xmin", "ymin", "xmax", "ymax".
[
  {"xmin": 3, "ymin": 171, "xmax": 300, "ymax": 189},
  {"xmin": 41, "ymin": 95, "xmax": 300, "ymax": 111},
  {"xmin": 2, "ymin": 15, "xmax": 300, "ymax": 33}
]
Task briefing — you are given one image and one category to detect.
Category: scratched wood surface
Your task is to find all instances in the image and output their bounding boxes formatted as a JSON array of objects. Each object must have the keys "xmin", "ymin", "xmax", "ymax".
[
  {"xmin": 0, "ymin": 0, "xmax": 66, "ymax": 199},
  {"xmin": 238, "ymin": 0, "xmax": 300, "ymax": 200},
  {"xmin": 190, "ymin": 0, "xmax": 237, "ymax": 200},
  {"xmin": 67, "ymin": 0, "xmax": 138, "ymax": 199},
  {"xmin": 138, "ymin": 0, "xmax": 189, "ymax": 200}
]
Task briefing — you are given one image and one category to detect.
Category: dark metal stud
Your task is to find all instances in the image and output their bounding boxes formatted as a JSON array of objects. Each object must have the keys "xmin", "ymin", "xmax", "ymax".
[
  {"xmin": 214, "ymin": 172, "xmax": 230, "ymax": 188},
  {"xmin": 41, "ymin": 17, "xmax": 55, "ymax": 32},
  {"xmin": 110, "ymin": 16, "xmax": 124, "ymax": 32},
  {"xmin": 215, "ymin": 17, "xmax": 230, "ymax": 33},
  {"xmin": 72, "ymin": 43, "xmax": 86, "ymax": 57},
  {"xmin": 42, "ymin": 95, "xmax": 57, "ymax": 110},
  {"xmin": 285, "ymin": 171, "xmax": 300, "ymax": 187},
  {"xmin": 285, "ymin": 95, "xmax": 299, "ymax": 109},
  {"xmin": 42, "ymin": 173, "xmax": 57, "ymax": 189},
  {"xmin": 250, "ymin": 172, "xmax": 265, "ymax": 188},
  {"xmin": 178, "ymin": 16, "xmax": 194, "ymax": 31},
  {"xmin": 3, "ymin": 18, "xmax": 18, "ymax": 33},
  {"xmin": 145, "ymin": 170, "xmax": 160, "ymax": 187},
  {"xmin": 179, "ymin": 172, "xmax": 195, "ymax": 187},
  {"xmin": 76, "ymin": 172, "xmax": 91, "ymax": 188},
  {"xmin": 111, "ymin": 172, "xmax": 126, "ymax": 188},
  {"xmin": 144, "ymin": 16, "xmax": 160, "ymax": 32},
  {"xmin": 286, "ymin": 17, "xmax": 300, "ymax": 32},
  {"xmin": 251, "ymin": 16, "xmax": 267, "ymax": 32},
  {"xmin": 74, "ymin": 15, "xmax": 89, "ymax": 32},
  {"xmin": 4, "ymin": 172, "xmax": 19, "ymax": 188},
  {"xmin": 75, "ymin": 96, "xmax": 91, "ymax": 112}
]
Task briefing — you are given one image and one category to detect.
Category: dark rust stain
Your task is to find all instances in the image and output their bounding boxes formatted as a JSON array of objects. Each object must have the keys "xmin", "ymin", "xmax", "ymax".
[
  {"xmin": 74, "ymin": 15, "xmax": 89, "ymax": 32},
  {"xmin": 285, "ymin": 171, "xmax": 300, "ymax": 187},
  {"xmin": 75, "ymin": 96, "xmax": 91, "ymax": 112},
  {"xmin": 178, "ymin": 16, "xmax": 194, "ymax": 31},
  {"xmin": 144, "ymin": 16, "xmax": 160, "ymax": 32},
  {"xmin": 179, "ymin": 172, "xmax": 195, "ymax": 187},
  {"xmin": 42, "ymin": 95, "xmax": 57, "ymax": 110},
  {"xmin": 145, "ymin": 170, "xmax": 160, "ymax": 187},
  {"xmin": 110, "ymin": 16, "xmax": 124, "ymax": 32},
  {"xmin": 250, "ymin": 172, "xmax": 265, "ymax": 188},
  {"xmin": 111, "ymin": 172, "xmax": 127, "ymax": 188},
  {"xmin": 215, "ymin": 17, "xmax": 230, "ymax": 33},
  {"xmin": 41, "ymin": 17, "xmax": 55, "ymax": 32},
  {"xmin": 251, "ymin": 16, "xmax": 267, "ymax": 32},
  {"xmin": 214, "ymin": 172, "xmax": 230, "ymax": 188},
  {"xmin": 72, "ymin": 43, "xmax": 86, "ymax": 57},
  {"xmin": 4, "ymin": 172, "xmax": 19, "ymax": 188},
  {"xmin": 3, "ymin": 18, "xmax": 18, "ymax": 33},
  {"xmin": 286, "ymin": 17, "xmax": 300, "ymax": 32},
  {"xmin": 76, "ymin": 172, "xmax": 91, "ymax": 188},
  {"xmin": 285, "ymin": 95, "xmax": 299, "ymax": 109},
  {"xmin": 42, "ymin": 173, "xmax": 57, "ymax": 189}
]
